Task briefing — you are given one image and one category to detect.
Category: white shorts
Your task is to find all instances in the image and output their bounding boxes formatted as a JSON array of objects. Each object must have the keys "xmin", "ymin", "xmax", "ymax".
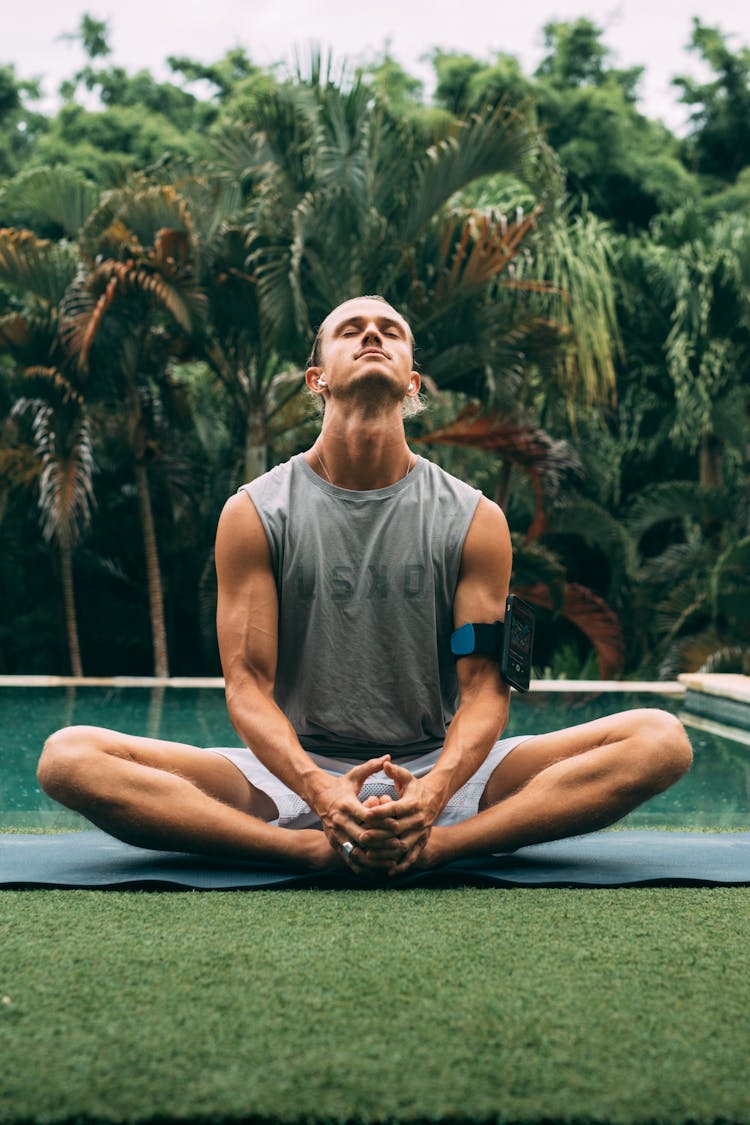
[{"xmin": 207, "ymin": 735, "xmax": 531, "ymax": 829}]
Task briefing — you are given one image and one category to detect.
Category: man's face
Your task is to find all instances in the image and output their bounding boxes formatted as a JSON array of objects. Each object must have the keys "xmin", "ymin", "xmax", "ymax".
[{"xmin": 307, "ymin": 297, "xmax": 418, "ymax": 405}]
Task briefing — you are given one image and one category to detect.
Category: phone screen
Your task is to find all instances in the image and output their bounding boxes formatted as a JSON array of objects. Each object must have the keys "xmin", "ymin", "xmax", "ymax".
[{"xmin": 501, "ymin": 596, "xmax": 535, "ymax": 691}]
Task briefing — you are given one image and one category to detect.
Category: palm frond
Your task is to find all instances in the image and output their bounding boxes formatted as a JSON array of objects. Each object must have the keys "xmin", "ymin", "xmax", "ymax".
[
  {"xmin": 61, "ymin": 260, "xmax": 196, "ymax": 373},
  {"xmin": 11, "ymin": 370, "xmax": 95, "ymax": 549},
  {"xmin": 524, "ymin": 209, "xmax": 620, "ymax": 407},
  {"xmin": 711, "ymin": 537, "xmax": 750, "ymax": 627},
  {"xmin": 0, "ymin": 310, "xmax": 58, "ymax": 364},
  {"xmin": 547, "ymin": 498, "xmax": 638, "ymax": 596},
  {"xmin": 509, "ymin": 538, "xmax": 566, "ymax": 607},
  {"xmin": 658, "ymin": 628, "xmax": 729, "ymax": 679},
  {"xmin": 427, "ymin": 207, "xmax": 541, "ymax": 309},
  {"xmin": 415, "ymin": 405, "xmax": 580, "ymax": 535},
  {"xmin": 640, "ymin": 541, "xmax": 714, "ymax": 590},
  {"xmin": 401, "ymin": 102, "xmax": 540, "ymax": 244},
  {"xmin": 60, "ymin": 274, "xmax": 119, "ymax": 373},
  {"xmin": 626, "ymin": 481, "xmax": 734, "ymax": 543},
  {"xmin": 699, "ymin": 646, "xmax": 750, "ymax": 674},
  {"xmin": 0, "ymin": 230, "xmax": 79, "ymax": 305},
  {"xmin": 0, "ymin": 166, "xmax": 99, "ymax": 237},
  {"xmin": 515, "ymin": 580, "xmax": 625, "ymax": 678}
]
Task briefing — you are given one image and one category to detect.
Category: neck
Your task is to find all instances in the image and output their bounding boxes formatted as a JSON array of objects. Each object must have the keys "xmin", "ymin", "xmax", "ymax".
[{"xmin": 307, "ymin": 406, "xmax": 413, "ymax": 490}]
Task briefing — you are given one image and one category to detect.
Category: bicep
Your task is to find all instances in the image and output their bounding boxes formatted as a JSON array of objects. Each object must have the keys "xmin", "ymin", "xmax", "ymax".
[
  {"xmin": 215, "ymin": 492, "xmax": 279, "ymax": 697},
  {"xmin": 453, "ymin": 497, "xmax": 512, "ymax": 629}
]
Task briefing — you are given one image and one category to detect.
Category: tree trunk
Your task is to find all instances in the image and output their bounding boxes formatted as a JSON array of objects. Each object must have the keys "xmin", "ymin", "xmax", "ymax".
[
  {"xmin": 60, "ymin": 541, "xmax": 83, "ymax": 677},
  {"xmin": 243, "ymin": 414, "xmax": 267, "ymax": 483},
  {"xmin": 134, "ymin": 460, "xmax": 169, "ymax": 678},
  {"xmin": 494, "ymin": 460, "xmax": 513, "ymax": 511},
  {"xmin": 147, "ymin": 683, "xmax": 166, "ymax": 738},
  {"xmin": 700, "ymin": 431, "xmax": 723, "ymax": 489},
  {"xmin": 127, "ymin": 370, "xmax": 169, "ymax": 678}
]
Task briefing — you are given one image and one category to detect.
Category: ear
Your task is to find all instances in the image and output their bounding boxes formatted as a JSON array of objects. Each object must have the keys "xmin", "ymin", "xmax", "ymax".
[
  {"xmin": 305, "ymin": 366, "xmax": 327, "ymax": 397},
  {"xmin": 406, "ymin": 371, "xmax": 421, "ymax": 397}
]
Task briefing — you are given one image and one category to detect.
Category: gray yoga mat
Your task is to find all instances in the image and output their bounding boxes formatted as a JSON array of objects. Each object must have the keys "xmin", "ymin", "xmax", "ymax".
[{"xmin": 2, "ymin": 829, "xmax": 750, "ymax": 888}]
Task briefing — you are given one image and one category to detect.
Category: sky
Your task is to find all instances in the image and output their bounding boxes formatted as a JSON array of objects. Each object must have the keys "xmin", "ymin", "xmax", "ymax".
[{"xmin": 8, "ymin": 0, "xmax": 750, "ymax": 133}]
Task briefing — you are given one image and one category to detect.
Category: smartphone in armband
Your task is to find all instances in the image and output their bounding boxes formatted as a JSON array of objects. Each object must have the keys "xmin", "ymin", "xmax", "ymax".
[{"xmin": 500, "ymin": 595, "xmax": 535, "ymax": 692}]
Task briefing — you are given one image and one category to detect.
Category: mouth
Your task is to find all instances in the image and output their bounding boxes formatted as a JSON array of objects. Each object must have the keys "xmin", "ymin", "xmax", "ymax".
[{"xmin": 356, "ymin": 348, "xmax": 390, "ymax": 360}]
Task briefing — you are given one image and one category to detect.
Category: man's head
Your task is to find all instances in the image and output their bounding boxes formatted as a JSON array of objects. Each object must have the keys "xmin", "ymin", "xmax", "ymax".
[{"xmin": 305, "ymin": 295, "xmax": 423, "ymax": 416}]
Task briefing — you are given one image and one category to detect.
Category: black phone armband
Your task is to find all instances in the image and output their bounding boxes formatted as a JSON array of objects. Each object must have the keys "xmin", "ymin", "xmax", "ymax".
[{"xmin": 450, "ymin": 595, "xmax": 535, "ymax": 692}]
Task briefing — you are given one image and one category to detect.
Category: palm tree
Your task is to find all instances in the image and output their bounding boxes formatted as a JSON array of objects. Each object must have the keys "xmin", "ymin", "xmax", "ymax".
[
  {"xmin": 59, "ymin": 179, "xmax": 208, "ymax": 676},
  {"xmin": 11, "ymin": 369, "xmax": 94, "ymax": 676},
  {"xmin": 207, "ymin": 73, "xmax": 553, "ymax": 472},
  {"xmin": 0, "ymin": 225, "xmax": 91, "ymax": 672},
  {"xmin": 626, "ymin": 481, "xmax": 750, "ymax": 676},
  {"xmin": 2, "ymin": 167, "xmax": 214, "ymax": 676},
  {"xmin": 635, "ymin": 208, "xmax": 750, "ymax": 491}
]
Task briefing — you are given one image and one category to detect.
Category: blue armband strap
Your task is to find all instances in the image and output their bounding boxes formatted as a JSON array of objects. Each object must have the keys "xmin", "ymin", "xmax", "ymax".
[
  {"xmin": 450, "ymin": 621, "xmax": 503, "ymax": 660},
  {"xmin": 452, "ymin": 598, "xmax": 535, "ymax": 692}
]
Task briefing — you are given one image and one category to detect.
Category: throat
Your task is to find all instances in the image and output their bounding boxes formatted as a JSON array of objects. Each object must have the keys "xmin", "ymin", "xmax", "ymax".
[{"xmin": 311, "ymin": 443, "xmax": 415, "ymax": 490}]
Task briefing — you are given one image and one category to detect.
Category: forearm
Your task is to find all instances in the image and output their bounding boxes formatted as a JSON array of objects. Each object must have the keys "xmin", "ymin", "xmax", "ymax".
[
  {"xmin": 420, "ymin": 674, "xmax": 510, "ymax": 814},
  {"xmin": 225, "ymin": 677, "xmax": 332, "ymax": 811}
]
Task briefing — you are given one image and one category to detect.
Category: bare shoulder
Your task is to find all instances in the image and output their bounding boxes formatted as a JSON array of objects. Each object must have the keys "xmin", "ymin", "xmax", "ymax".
[
  {"xmin": 215, "ymin": 491, "xmax": 271, "ymax": 578},
  {"xmin": 461, "ymin": 496, "xmax": 511, "ymax": 572},
  {"xmin": 454, "ymin": 496, "xmax": 512, "ymax": 623}
]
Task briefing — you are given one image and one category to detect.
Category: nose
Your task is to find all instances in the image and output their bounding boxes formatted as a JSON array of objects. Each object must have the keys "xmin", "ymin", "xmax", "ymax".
[{"xmin": 361, "ymin": 324, "xmax": 382, "ymax": 347}]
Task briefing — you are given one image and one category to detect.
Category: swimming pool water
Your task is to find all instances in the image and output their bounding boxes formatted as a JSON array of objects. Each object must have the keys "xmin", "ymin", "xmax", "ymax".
[{"xmin": 1, "ymin": 687, "xmax": 748, "ymax": 830}]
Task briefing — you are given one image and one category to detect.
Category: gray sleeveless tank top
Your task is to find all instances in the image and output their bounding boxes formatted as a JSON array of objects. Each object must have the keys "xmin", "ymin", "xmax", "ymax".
[{"xmin": 240, "ymin": 453, "xmax": 481, "ymax": 760}]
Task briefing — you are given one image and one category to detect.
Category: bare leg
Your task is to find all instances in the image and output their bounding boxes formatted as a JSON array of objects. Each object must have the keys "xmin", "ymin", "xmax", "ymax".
[
  {"xmin": 423, "ymin": 708, "xmax": 693, "ymax": 866},
  {"xmin": 37, "ymin": 725, "xmax": 333, "ymax": 870}
]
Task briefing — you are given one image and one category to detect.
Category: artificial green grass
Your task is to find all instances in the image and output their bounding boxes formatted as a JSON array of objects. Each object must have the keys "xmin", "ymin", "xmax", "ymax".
[{"xmin": 1, "ymin": 887, "xmax": 750, "ymax": 1124}]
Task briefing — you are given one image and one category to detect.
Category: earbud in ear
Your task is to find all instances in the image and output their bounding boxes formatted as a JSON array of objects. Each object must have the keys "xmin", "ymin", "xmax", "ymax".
[
  {"xmin": 318, "ymin": 376, "xmax": 327, "ymax": 387},
  {"xmin": 408, "ymin": 381, "xmax": 415, "ymax": 392}
]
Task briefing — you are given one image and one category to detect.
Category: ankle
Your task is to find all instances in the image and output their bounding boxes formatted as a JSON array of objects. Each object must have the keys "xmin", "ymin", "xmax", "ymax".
[
  {"xmin": 291, "ymin": 828, "xmax": 340, "ymax": 872},
  {"xmin": 421, "ymin": 826, "xmax": 455, "ymax": 869}
]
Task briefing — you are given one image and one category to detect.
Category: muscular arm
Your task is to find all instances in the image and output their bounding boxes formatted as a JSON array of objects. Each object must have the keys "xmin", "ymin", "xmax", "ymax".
[
  {"xmin": 419, "ymin": 495, "xmax": 512, "ymax": 812},
  {"xmin": 215, "ymin": 493, "xmax": 327, "ymax": 807},
  {"xmin": 354, "ymin": 496, "xmax": 512, "ymax": 874},
  {"xmin": 215, "ymin": 492, "xmax": 387, "ymax": 854}
]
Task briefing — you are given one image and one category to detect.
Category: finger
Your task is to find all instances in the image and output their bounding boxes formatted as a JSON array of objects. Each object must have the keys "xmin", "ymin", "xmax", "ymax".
[
  {"xmin": 387, "ymin": 834, "xmax": 429, "ymax": 878},
  {"xmin": 342, "ymin": 841, "xmax": 388, "ymax": 875},
  {"xmin": 357, "ymin": 837, "xmax": 404, "ymax": 859},
  {"xmin": 364, "ymin": 796, "xmax": 420, "ymax": 823},
  {"xmin": 346, "ymin": 755, "xmax": 391, "ymax": 788},
  {"xmin": 359, "ymin": 826, "xmax": 401, "ymax": 846},
  {"xmin": 360, "ymin": 809, "xmax": 401, "ymax": 835},
  {"xmin": 383, "ymin": 759, "xmax": 416, "ymax": 796},
  {"xmin": 333, "ymin": 793, "xmax": 382, "ymax": 834},
  {"xmin": 349, "ymin": 846, "xmax": 398, "ymax": 874}
]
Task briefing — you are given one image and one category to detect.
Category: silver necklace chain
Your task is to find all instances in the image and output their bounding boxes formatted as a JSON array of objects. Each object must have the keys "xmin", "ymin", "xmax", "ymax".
[{"xmin": 314, "ymin": 443, "xmax": 413, "ymax": 487}]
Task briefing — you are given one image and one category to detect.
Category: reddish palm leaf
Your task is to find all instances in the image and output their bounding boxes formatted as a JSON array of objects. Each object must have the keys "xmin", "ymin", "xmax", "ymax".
[
  {"xmin": 434, "ymin": 207, "xmax": 541, "ymax": 305},
  {"xmin": 515, "ymin": 581, "xmax": 625, "ymax": 678},
  {"xmin": 414, "ymin": 405, "xmax": 579, "ymax": 538}
]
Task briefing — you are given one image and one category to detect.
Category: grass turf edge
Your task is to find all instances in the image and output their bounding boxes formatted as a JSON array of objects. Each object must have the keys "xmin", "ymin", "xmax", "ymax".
[{"xmin": 1, "ymin": 887, "xmax": 749, "ymax": 1125}]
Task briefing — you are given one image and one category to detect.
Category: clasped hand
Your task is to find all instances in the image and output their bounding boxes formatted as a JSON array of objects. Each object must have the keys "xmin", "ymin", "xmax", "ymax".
[{"xmin": 316, "ymin": 755, "xmax": 437, "ymax": 877}]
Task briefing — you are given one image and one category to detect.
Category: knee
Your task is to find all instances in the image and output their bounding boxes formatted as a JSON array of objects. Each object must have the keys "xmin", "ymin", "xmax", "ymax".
[
  {"xmin": 628, "ymin": 709, "xmax": 693, "ymax": 790},
  {"xmin": 37, "ymin": 725, "xmax": 101, "ymax": 800}
]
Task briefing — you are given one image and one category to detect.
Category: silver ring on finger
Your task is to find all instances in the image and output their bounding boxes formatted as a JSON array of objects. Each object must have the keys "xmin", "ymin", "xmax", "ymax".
[{"xmin": 342, "ymin": 841, "xmax": 354, "ymax": 857}]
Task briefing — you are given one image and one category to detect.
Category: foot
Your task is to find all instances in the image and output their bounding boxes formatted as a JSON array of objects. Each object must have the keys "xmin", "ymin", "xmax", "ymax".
[
  {"xmin": 410, "ymin": 826, "xmax": 453, "ymax": 871},
  {"xmin": 292, "ymin": 828, "xmax": 347, "ymax": 873}
]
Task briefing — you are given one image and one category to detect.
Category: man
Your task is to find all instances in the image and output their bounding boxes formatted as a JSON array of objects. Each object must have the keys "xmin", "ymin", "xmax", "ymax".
[{"xmin": 38, "ymin": 295, "xmax": 693, "ymax": 878}]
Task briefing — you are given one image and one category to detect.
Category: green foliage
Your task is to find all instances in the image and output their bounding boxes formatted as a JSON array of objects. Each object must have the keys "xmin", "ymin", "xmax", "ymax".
[
  {"xmin": 0, "ymin": 166, "xmax": 100, "ymax": 237},
  {"xmin": 59, "ymin": 13, "xmax": 112, "ymax": 61},
  {"xmin": 0, "ymin": 65, "xmax": 47, "ymax": 178},
  {"xmin": 675, "ymin": 18, "xmax": 750, "ymax": 182},
  {"xmin": 35, "ymin": 102, "xmax": 202, "ymax": 182},
  {"xmin": 431, "ymin": 49, "xmax": 533, "ymax": 114},
  {"xmin": 1, "ymin": 19, "xmax": 750, "ymax": 676}
]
